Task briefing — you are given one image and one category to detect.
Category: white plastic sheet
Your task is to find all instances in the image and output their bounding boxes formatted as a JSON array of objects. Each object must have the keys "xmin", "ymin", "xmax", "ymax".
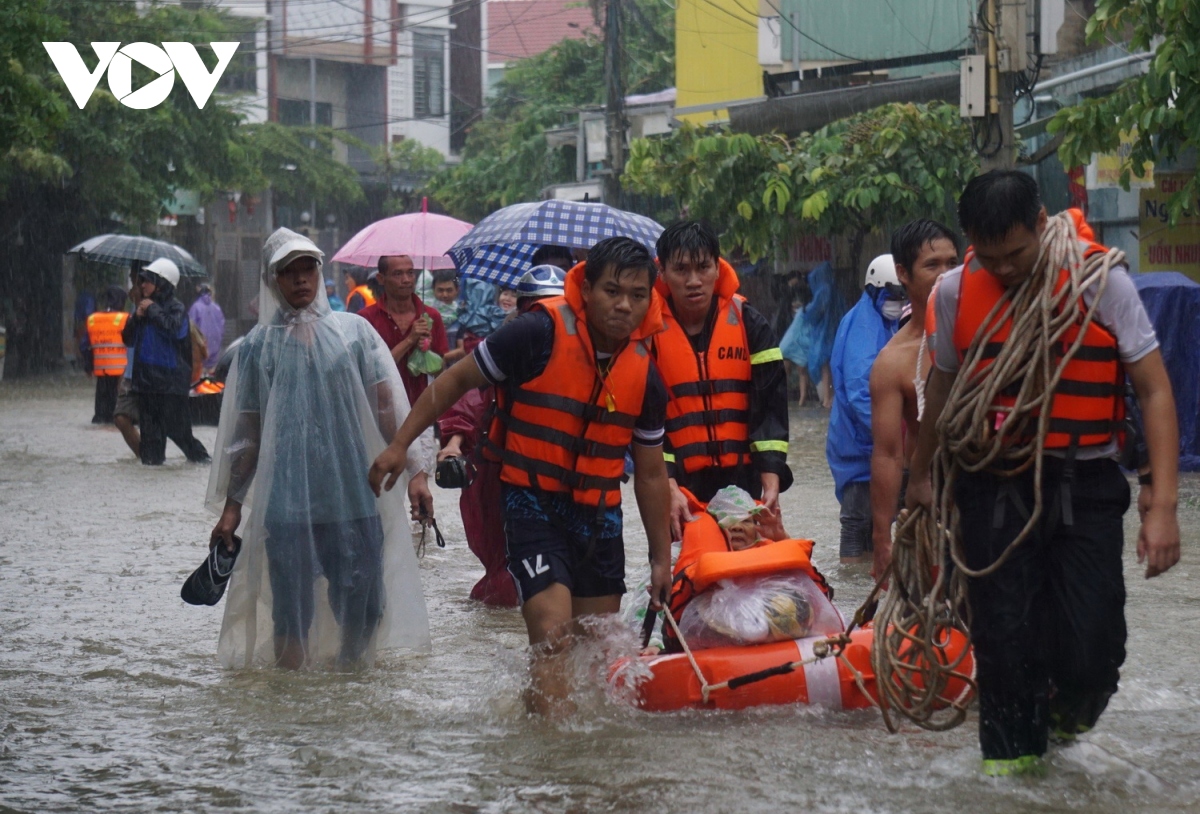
[
  {"xmin": 678, "ymin": 570, "xmax": 844, "ymax": 650},
  {"xmin": 205, "ymin": 228, "xmax": 436, "ymax": 669}
]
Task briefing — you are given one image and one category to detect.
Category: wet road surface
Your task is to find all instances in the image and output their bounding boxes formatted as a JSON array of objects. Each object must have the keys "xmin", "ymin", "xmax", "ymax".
[{"xmin": 2, "ymin": 374, "xmax": 1199, "ymax": 812}]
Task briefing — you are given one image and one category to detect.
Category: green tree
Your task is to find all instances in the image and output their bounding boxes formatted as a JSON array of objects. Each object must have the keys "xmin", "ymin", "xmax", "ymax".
[
  {"xmin": 432, "ymin": 0, "xmax": 674, "ymax": 220},
  {"xmin": 625, "ymin": 102, "xmax": 979, "ymax": 271},
  {"xmin": 369, "ymin": 138, "xmax": 454, "ymax": 216},
  {"xmin": 0, "ymin": 0, "xmax": 365, "ymax": 374},
  {"xmin": 1050, "ymin": 0, "xmax": 1200, "ymax": 222}
]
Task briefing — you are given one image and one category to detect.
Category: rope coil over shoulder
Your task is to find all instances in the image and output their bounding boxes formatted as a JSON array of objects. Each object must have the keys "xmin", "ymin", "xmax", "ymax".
[{"xmin": 869, "ymin": 211, "xmax": 1125, "ymax": 733}]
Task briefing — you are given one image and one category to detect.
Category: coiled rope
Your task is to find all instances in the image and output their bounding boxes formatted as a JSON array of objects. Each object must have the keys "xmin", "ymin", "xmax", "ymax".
[{"xmin": 870, "ymin": 212, "xmax": 1125, "ymax": 732}]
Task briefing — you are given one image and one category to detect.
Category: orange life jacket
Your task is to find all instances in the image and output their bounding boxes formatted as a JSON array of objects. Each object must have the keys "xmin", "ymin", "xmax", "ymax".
[
  {"xmin": 86, "ymin": 311, "xmax": 129, "ymax": 377},
  {"xmin": 483, "ymin": 263, "xmax": 664, "ymax": 507},
  {"xmin": 653, "ymin": 259, "xmax": 758, "ymax": 473},
  {"xmin": 349, "ymin": 284, "xmax": 376, "ymax": 310},
  {"xmin": 953, "ymin": 222, "xmax": 1124, "ymax": 449},
  {"xmin": 665, "ymin": 489, "xmax": 832, "ymax": 642}
]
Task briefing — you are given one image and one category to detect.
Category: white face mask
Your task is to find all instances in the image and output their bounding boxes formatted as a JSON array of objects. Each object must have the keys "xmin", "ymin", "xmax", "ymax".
[{"xmin": 880, "ymin": 298, "xmax": 907, "ymax": 321}]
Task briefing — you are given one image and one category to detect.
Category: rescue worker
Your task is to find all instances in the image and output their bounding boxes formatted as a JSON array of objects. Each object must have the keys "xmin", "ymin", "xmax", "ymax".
[
  {"xmin": 867, "ymin": 220, "xmax": 960, "ymax": 579},
  {"xmin": 909, "ymin": 171, "xmax": 1181, "ymax": 775},
  {"xmin": 652, "ymin": 221, "xmax": 791, "ymax": 540},
  {"xmin": 85, "ymin": 286, "xmax": 130, "ymax": 424},
  {"xmin": 345, "ymin": 268, "xmax": 377, "ymax": 313},
  {"xmin": 436, "ymin": 265, "xmax": 568, "ymax": 607},
  {"xmin": 369, "ymin": 237, "xmax": 673, "ymax": 717},
  {"xmin": 826, "ymin": 254, "xmax": 908, "ymax": 563}
]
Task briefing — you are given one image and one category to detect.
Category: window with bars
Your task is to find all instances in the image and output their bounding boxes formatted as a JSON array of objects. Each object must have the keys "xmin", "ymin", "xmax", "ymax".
[{"xmin": 412, "ymin": 32, "xmax": 445, "ymax": 119}]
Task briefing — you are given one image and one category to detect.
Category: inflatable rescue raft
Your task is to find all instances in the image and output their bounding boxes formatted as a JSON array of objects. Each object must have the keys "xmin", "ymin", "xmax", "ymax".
[
  {"xmin": 622, "ymin": 624, "xmax": 974, "ymax": 712},
  {"xmin": 615, "ymin": 488, "xmax": 974, "ymax": 713}
]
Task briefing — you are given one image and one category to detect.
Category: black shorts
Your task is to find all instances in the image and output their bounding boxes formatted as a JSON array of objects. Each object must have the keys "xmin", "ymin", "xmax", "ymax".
[{"xmin": 504, "ymin": 515, "xmax": 626, "ymax": 603}]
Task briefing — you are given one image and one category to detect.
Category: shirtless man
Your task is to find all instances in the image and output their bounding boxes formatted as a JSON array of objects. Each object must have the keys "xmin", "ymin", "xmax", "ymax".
[{"xmin": 867, "ymin": 219, "xmax": 960, "ymax": 580}]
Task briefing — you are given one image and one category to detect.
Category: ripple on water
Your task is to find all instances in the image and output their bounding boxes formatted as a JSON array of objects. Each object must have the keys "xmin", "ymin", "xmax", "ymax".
[{"xmin": 2, "ymin": 379, "xmax": 1200, "ymax": 813}]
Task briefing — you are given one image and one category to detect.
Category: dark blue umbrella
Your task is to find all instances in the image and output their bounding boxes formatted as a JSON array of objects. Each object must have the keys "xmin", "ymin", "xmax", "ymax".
[
  {"xmin": 68, "ymin": 234, "xmax": 206, "ymax": 278},
  {"xmin": 447, "ymin": 200, "xmax": 664, "ymax": 287}
]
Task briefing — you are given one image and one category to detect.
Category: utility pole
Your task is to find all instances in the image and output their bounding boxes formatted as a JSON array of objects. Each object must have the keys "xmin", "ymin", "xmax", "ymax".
[
  {"xmin": 309, "ymin": 56, "xmax": 318, "ymax": 234},
  {"xmin": 981, "ymin": 0, "xmax": 1026, "ymax": 170},
  {"xmin": 603, "ymin": 0, "xmax": 624, "ymax": 206}
]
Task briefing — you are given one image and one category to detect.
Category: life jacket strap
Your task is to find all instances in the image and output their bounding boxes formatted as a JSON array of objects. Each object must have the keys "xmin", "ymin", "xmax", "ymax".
[
  {"xmin": 665, "ymin": 408, "xmax": 750, "ymax": 433},
  {"xmin": 483, "ymin": 437, "xmax": 624, "ymax": 494},
  {"xmin": 670, "ymin": 438, "xmax": 751, "ymax": 461},
  {"xmin": 492, "ymin": 411, "xmax": 629, "ymax": 460},
  {"xmin": 669, "ymin": 378, "xmax": 751, "ymax": 399},
  {"xmin": 1046, "ymin": 417, "xmax": 1121, "ymax": 437},
  {"xmin": 509, "ymin": 389, "xmax": 638, "ymax": 428}
]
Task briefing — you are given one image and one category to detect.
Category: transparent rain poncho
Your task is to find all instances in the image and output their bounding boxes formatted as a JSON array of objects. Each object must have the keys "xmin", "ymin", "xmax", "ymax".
[{"xmin": 205, "ymin": 228, "xmax": 436, "ymax": 669}]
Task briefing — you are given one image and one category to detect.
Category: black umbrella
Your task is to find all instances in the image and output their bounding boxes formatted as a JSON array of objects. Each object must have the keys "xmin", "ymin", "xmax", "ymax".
[{"xmin": 68, "ymin": 234, "xmax": 206, "ymax": 278}]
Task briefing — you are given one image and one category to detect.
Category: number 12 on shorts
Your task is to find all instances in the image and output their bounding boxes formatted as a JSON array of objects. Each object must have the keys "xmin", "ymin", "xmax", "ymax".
[{"xmin": 522, "ymin": 555, "xmax": 550, "ymax": 578}]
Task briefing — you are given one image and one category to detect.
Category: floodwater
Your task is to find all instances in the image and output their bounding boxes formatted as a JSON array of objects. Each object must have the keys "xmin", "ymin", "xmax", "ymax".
[{"xmin": 2, "ymin": 374, "xmax": 1199, "ymax": 813}]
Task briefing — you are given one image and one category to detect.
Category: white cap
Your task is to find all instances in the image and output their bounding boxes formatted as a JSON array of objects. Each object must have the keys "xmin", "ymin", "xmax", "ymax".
[
  {"xmin": 863, "ymin": 254, "xmax": 898, "ymax": 289},
  {"xmin": 145, "ymin": 257, "xmax": 181, "ymax": 287}
]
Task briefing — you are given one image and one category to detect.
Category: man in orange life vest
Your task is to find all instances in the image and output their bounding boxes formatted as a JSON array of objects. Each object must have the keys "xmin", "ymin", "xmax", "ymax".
[
  {"xmin": 85, "ymin": 286, "xmax": 131, "ymax": 424},
  {"xmin": 652, "ymin": 221, "xmax": 791, "ymax": 540},
  {"xmin": 908, "ymin": 171, "xmax": 1181, "ymax": 775},
  {"xmin": 867, "ymin": 220, "xmax": 960, "ymax": 580},
  {"xmin": 369, "ymin": 237, "xmax": 673, "ymax": 714},
  {"xmin": 345, "ymin": 268, "xmax": 377, "ymax": 313}
]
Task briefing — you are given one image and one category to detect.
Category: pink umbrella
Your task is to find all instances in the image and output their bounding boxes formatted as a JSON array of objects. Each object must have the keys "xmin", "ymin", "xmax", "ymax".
[{"xmin": 332, "ymin": 199, "xmax": 472, "ymax": 270}]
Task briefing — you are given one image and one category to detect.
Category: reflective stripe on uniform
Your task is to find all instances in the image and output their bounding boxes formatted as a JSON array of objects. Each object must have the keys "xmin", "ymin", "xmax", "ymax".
[
  {"xmin": 750, "ymin": 440, "xmax": 789, "ymax": 454},
  {"xmin": 749, "ymin": 347, "xmax": 782, "ymax": 365}
]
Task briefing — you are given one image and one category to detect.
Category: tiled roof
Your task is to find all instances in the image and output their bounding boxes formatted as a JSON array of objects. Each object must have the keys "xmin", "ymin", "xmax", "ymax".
[{"xmin": 487, "ymin": 0, "xmax": 596, "ymax": 65}]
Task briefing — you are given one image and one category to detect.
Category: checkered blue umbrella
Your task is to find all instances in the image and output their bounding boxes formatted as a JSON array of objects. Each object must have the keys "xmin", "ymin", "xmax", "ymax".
[{"xmin": 447, "ymin": 201, "xmax": 664, "ymax": 286}]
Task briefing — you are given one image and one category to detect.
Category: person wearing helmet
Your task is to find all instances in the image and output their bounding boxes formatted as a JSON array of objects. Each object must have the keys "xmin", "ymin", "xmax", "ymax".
[
  {"xmin": 514, "ymin": 264, "xmax": 567, "ymax": 311},
  {"xmin": 325, "ymin": 278, "xmax": 345, "ymax": 312},
  {"xmin": 867, "ymin": 221, "xmax": 960, "ymax": 580},
  {"xmin": 121, "ymin": 257, "xmax": 210, "ymax": 465},
  {"xmin": 433, "ymin": 263, "xmax": 568, "ymax": 607},
  {"xmin": 825, "ymin": 253, "xmax": 908, "ymax": 562}
]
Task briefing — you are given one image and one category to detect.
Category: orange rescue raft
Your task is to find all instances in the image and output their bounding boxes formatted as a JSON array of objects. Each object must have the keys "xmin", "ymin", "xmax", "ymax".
[{"xmin": 618, "ymin": 624, "xmax": 973, "ymax": 713}]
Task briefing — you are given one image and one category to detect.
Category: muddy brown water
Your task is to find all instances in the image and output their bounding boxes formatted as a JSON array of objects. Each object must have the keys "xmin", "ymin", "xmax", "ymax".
[{"xmin": 2, "ymin": 375, "xmax": 1198, "ymax": 812}]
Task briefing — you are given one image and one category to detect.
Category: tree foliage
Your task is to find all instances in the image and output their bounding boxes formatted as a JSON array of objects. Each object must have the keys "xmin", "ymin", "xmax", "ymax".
[
  {"xmin": 1050, "ymin": 0, "xmax": 1200, "ymax": 222},
  {"xmin": 431, "ymin": 0, "xmax": 674, "ymax": 220},
  {"xmin": 1, "ymin": 0, "xmax": 365, "ymax": 223},
  {"xmin": 624, "ymin": 102, "xmax": 979, "ymax": 267}
]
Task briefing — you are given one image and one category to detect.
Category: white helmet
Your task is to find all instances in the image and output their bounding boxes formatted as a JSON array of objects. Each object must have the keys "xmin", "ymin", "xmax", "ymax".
[
  {"xmin": 144, "ymin": 257, "xmax": 181, "ymax": 287},
  {"xmin": 863, "ymin": 254, "xmax": 898, "ymax": 289},
  {"xmin": 515, "ymin": 264, "xmax": 567, "ymax": 299}
]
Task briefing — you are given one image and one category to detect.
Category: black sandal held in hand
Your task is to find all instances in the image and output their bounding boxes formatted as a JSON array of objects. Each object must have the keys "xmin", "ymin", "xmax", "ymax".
[{"xmin": 181, "ymin": 535, "xmax": 242, "ymax": 606}]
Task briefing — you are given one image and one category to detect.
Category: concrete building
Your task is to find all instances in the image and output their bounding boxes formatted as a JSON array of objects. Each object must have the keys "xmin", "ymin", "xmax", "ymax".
[{"xmin": 485, "ymin": 0, "xmax": 594, "ymax": 96}]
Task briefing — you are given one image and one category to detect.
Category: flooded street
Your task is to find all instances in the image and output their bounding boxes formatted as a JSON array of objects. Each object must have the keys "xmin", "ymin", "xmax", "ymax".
[{"xmin": 2, "ymin": 374, "xmax": 1199, "ymax": 813}]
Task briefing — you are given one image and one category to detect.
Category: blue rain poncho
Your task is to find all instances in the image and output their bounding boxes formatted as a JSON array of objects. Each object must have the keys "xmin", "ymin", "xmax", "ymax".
[
  {"xmin": 802, "ymin": 263, "xmax": 845, "ymax": 383},
  {"xmin": 455, "ymin": 277, "xmax": 506, "ymax": 338},
  {"xmin": 825, "ymin": 288, "xmax": 902, "ymax": 501},
  {"xmin": 205, "ymin": 228, "xmax": 436, "ymax": 669},
  {"xmin": 780, "ymin": 304, "xmax": 813, "ymax": 368}
]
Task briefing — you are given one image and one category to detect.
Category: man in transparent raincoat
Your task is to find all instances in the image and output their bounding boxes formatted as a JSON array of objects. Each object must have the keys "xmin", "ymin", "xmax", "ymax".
[{"xmin": 206, "ymin": 228, "xmax": 437, "ymax": 670}]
